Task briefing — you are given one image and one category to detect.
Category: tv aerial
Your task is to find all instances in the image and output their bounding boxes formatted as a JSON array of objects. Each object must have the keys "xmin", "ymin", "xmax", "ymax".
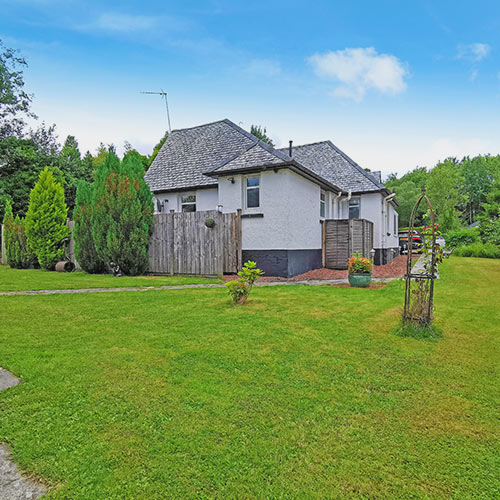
[{"xmin": 140, "ymin": 89, "xmax": 172, "ymax": 133}]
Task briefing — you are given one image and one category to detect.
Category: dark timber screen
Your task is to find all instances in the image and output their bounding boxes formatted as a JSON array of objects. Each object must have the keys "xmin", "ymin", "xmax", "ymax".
[
  {"xmin": 148, "ymin": 210, "xmax": 241, "ymax": 275},
  {"xmin": 323, "ymin": 219, "xmax": 374, "ymax": 269}
]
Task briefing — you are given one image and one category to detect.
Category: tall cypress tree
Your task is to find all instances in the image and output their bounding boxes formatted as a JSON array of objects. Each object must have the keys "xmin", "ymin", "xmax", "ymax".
[
  {"xmin": 92, "ymin": 151, "xmax": 154, "ymax": 275},
  {"xmin": 25, "ymin": 167, "xmax": 70, "ymax": 270},
  {"xmin": 73, "ymin": 180, "xmax": 106, "ymax": 273}
]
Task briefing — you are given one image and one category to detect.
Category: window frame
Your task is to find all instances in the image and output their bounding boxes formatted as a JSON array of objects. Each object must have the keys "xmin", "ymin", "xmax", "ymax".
[
  {"xmin": 320, "ymin": 191, "xmax": 326, "ymax": 218},
  {"xmin": 180, "ymin": 193, "xmax": 196, "ymax": 212},
  {"xmin": 245, "ymin": 175, "xmax": 260, "ymax": 209},
  {"xmin": 348, "ymin": 197, "xmax": 360, "ymax": 219}
]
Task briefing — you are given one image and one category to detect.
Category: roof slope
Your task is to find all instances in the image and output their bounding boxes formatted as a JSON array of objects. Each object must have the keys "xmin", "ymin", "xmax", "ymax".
[
  {"xmin": 145, "ymin": 119, "xmax": 260, "ymax": 192},
  {"xmin": 279, "ymin": 141, "xmax": 385, "ymax": 193}
]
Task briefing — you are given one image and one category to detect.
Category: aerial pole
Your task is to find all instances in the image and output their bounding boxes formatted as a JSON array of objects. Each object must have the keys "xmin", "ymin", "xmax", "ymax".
[{"xmin": 140, "ymin": 90, "xmax": 172, "ymax": 133}]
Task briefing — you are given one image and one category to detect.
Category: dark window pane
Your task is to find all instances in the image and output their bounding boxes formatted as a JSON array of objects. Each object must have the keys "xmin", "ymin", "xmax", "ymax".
[
  {"xmin": 182, "ymin": 203, "xmax": 196, "ymax": 212},
  {"xmin": 320, "ymin": 202, "xmax": 325, "ymax": 217},
  {"xmin": 349, "ymin": 199, "xmax": 360, "ymax": 219},
  {"xmin": 247, "ymin": 177, "xmax": 259, "ymax": 188},
  {"xmin": 247, "ymin": 188, "xmax": 259, "ymax": 208},
  {"xmin": 349, "ymin": 205, "xmax": 359, "ymax": 218}
]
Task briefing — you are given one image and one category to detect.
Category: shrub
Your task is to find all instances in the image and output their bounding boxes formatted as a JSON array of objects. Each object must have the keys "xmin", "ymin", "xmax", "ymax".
[
  {"xmin": 73, "ymin": 180, "xmax": 107, "ymax": 273},
  {"xmin": 2, "ymin": 199, "xmax": 14, "ymax": 255},
  {"xmin": 226, "ymin": 261, "xmax": 264, "ymax": 304},
  {"xmin": 6, "ymin": 215, "xmax": 33, "ymax": 269},
  {"xmin": 25, "ymin": 167, "xmax": 70, "ymax": 270},
  {"xmin": 454, "ymin": 242, "xmax": 500, "ymax": 259},
  {"xmin": 445, "ymin": 227, "xmax": 479, "ymax": 248},
  {"xmin": 347, "ymin": 253, "xmax": 373, "ymax": 274},
  {"xmin": 92, "ymin": 151, "xmax": 154, "ymax": 275}
]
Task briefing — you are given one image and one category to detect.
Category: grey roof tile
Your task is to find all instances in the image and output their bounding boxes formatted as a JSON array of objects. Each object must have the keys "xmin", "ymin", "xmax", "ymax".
[
  {"xmin": 146, "ymin": 119, "xmax": 385, "ymax": 195},
  {"xmin": 279, "ymin": 141, "xmax": 385, "ymax": 193},
  {"xmin": 145, "ymin": 119, "xmax": 257, "ymax": 192}
]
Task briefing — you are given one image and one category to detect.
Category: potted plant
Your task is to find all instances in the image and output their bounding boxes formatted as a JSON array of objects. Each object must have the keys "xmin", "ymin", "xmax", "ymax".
[{"xmin": 347, "ymin": 253, "xmax": 373, "ymax": 288}]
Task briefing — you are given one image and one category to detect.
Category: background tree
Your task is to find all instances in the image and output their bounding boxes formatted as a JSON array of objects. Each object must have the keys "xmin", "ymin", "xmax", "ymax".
[
  {"xmin": 478, "ymin": 181, "xmax": 500, "ymax": 245},
  {"xmin": 0, "ymin": 40, "xmax": 36, "ymax": 137},
  {"xmin": 123, "ymin": 141, "xmax": 149, "ymax": 171},
  {"xmin": 425, "ymin": 159, "xmax": 465, "ymax": 232},
  {"xmin": 25, "ymin": 167, "xmax": 70, "ymax": 270},
  {"xmin": 73, "ymin": 180, "xmax": 106, "ymax": 273},
  {"xmin": 92, "ymin": 150, "xmax": 154, "ymax": 275},
  {"xmin": 250, "ymin": 125, "xmax": 274, "ymax": 146}
]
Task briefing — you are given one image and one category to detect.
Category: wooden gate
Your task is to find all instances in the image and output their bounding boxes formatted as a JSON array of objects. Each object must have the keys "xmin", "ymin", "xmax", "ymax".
[
  {"xmin": 148, "ymin": 210, "xmax": 241, "ymax": 275},
  {"xmin": 323, "ymin": 219, "xmax": 373, "ymax": 269}
]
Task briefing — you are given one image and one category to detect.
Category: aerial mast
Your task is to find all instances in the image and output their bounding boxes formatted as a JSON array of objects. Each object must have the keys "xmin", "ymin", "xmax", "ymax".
[{"xmin": 140, "ymin": 89, "xmax": 172, "ymax": 133}]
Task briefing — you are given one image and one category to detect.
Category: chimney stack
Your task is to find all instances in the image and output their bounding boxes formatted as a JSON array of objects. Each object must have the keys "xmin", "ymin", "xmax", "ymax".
[{"xmin": 289, "ymin": 140, "xmax": 293, "ymax": 157}]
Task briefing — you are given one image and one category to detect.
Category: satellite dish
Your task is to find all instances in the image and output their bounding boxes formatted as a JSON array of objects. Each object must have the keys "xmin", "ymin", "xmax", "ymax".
[{"xmin": 156, "ymin": 199, "xmax": 163, "ymax": 213}]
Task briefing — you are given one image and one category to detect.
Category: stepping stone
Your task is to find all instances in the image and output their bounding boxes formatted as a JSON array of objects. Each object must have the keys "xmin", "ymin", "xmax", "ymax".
[
  {"xmin": 0, "ymin": 368, "xmax": 19, "ymax": 391},
  {"xmin": 0, "ymin": 369, "xmax": 46, "ymax": 499},
  {"xmin": 0, "ymin": 445, "xmax": 45, "ymax": 500}
]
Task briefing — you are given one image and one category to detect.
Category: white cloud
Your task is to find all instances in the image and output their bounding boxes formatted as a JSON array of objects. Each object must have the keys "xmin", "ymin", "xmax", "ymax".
[
  {"xmin": 244, "ymin": 59, "xmax": 281, "ymax": 77},
  {"xmin": 94, "ymin": 13, "xmax": 158, "ymax": 32},
  {"xmin": 456, "ymin": 43, "xmax": 491, "ymax": 62},
  {"xmin": 77, "ymin": 12, "xmax": 189, "ymax": 35},
  {"xmin": 308, "ymin": 47, "xmax": 408, "ymax": 102}
]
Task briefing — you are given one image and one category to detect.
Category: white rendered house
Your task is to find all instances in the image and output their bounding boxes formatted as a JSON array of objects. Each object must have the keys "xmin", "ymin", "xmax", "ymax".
[{"xmin": 145, "ymin": 119, "xmax": 399, "ymax": 277}]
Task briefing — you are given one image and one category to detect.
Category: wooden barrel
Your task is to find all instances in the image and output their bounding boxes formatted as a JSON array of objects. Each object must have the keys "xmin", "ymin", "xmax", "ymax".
[{"xmin": 55, "ymin": 261, "xmax": 75, "ymax": 273}]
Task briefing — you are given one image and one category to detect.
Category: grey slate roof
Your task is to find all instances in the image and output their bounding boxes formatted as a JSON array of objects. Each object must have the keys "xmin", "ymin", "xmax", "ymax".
[
  {"xmin": 146, "ymin": 118, "xmax": 386, "ymax": 195},
  {"xmin": 279, "ymin": 141, "xmax": 385, "ymax": 193},
  {"xmin": 145, "ymin": 119, "xmax": 261, "ymax": 192}
]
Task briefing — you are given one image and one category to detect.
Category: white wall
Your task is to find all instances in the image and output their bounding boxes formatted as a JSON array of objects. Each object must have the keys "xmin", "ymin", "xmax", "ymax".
[
  {"xmin": 153, "ymin": 187, "xmax": 218, "ymax": 213},
  {"xmin": 218, "ymin": 169, "xmax": 324, "ymax": 250}
]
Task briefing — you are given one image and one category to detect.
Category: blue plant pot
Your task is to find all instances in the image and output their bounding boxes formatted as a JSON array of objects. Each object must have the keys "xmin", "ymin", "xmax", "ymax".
[{"xmin": 348, "ymin": 273, "xmax": 372, "ymax": 288}]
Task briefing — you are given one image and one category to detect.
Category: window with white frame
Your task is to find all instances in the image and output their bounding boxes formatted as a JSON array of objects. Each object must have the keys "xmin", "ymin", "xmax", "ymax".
[
  {"xmin": 348, "ymin": 198, "xmax": 360, "ymax": 218},
  {"xmin": 320, "ymin": 191, "xmax": 326, "ymax": 218},
  {"xmin": 246, "ymin": 176, "xmax": 260, "ymax": 208},
  {"xmin": 394, "ymin": 213, "xmax": 398, "ymax": 233},
  {"xmin": 181, "ymin": 194, "xmax": 196, "ymax": 212}
]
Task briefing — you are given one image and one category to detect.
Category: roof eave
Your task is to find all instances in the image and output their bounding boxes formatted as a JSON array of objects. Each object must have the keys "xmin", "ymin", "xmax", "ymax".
[{"xmin": 204, "ymin": 160, "xmax": 341, "ymax": 193}]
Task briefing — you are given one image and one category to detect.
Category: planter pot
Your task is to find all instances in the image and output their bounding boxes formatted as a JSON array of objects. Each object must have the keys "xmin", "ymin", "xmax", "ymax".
[{"xmin": 348, "ymin": 273, "xmax": 372, "ymax": 288}]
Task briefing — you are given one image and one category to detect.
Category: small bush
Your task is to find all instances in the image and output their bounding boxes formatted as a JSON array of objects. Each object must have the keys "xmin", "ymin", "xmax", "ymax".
[
  {"xmin": 445, "ymin": 228, "xmax": 479, "ymax": 248},
  {"xmin": 6, "ymin": 216, "xmax": 34, "ymax": 269},
  {"xmin": 226, "ymin": 261, "xmax": 264, "ymax": 304},
  {"xmin": 454, "ymin": 242, "xmax": 500, "ymax": 259}
]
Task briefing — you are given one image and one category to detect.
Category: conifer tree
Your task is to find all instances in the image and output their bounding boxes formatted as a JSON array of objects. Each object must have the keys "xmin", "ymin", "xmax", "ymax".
[
  {"xmin": 25, "ymin": 167, "xmax": 70, "ymax": 269},
  {"xmin": 92, "ymin": 151, "xmax": 153, "ymax": 275},
  {"xmin": 2, "ymin": 199, "xmax": 13, "ymax": 262},
  {"xmin": 73, "ymin": 180, "xmax": 106, "ymax": 273}
]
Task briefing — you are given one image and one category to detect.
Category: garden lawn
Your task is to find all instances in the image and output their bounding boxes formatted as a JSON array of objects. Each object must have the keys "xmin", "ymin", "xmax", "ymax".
[
  {"xmin": 0, "ymin": 257, "xmax": 498, "ymax": 499},
  {"xmin": 0, "ymin": 265, "xmax": 217, "ymax": 292}
]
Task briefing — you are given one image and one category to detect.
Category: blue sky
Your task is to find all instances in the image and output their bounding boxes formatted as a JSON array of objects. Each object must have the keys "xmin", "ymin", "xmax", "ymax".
[{"xmin": 2, "ymin": 0, "xmax": 500, "ymax": 177}]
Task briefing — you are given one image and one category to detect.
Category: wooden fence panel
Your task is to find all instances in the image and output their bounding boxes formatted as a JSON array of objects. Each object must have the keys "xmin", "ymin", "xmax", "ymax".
[
  {"xmin": 324, "ymin": 218, "xmax": 374, "ymax": 269},
  {"xmin": 148, "ymin": 210, "xmax": 239, "ymax": 275}
]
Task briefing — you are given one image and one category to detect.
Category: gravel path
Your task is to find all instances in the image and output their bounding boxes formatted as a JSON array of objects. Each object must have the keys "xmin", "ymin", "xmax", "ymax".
[
  {"xmin": 0, "ymin": 369, "xmax": 46, "ymax": 500},
  {"xmin": 0, "ymin": 277, "xmax": 398, "ymax": 296}
]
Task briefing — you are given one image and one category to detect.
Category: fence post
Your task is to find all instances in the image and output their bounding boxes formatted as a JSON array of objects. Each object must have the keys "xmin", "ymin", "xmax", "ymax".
[
  {"xmin": 321, "ymin": 220, "xmax": 326, "ymax": 268},
  {"xmin": 236, "ymin": 209, "xmax": 242, "ymax": 270}
]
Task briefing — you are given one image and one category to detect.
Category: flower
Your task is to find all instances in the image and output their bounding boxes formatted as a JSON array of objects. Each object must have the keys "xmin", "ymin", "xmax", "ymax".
[{"xmin": 347, "ymin": 254, "xmax": 373, "ymax": 274}]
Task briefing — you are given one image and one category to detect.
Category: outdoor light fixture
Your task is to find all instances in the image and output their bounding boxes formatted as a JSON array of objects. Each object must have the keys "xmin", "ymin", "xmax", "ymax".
[{"xmin": 229, "ymin": 177, "xmax": 235, "ymax": 184}]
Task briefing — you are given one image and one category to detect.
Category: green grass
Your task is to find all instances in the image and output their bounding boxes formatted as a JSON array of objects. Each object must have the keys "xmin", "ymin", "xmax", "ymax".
[
  {"xmin": 0, "ymin": 257, "xmax": 499, "ymax": 499},
  {"xmin": 0, "ymin": 265, "xmax": 217, "ymax": 292}
]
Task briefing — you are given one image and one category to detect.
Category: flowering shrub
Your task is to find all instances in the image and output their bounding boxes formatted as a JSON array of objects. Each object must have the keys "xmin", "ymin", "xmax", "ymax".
[
  {"xmin": 347, "ymin": 253, "xmax": 373, "ymax": 274},
  {"xmin": 226, "ymin": 260, "xmax": 264, "ymax": 304}
]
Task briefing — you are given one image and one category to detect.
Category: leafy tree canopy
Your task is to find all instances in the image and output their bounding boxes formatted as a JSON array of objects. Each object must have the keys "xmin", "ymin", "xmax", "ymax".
[
  {"xmin": 0, "ymin": 40, "xmax": 36, "ymax": 137},
  {"xmin": 250, "ymin": 125, "xmax": 274, "ymax": 146}
]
